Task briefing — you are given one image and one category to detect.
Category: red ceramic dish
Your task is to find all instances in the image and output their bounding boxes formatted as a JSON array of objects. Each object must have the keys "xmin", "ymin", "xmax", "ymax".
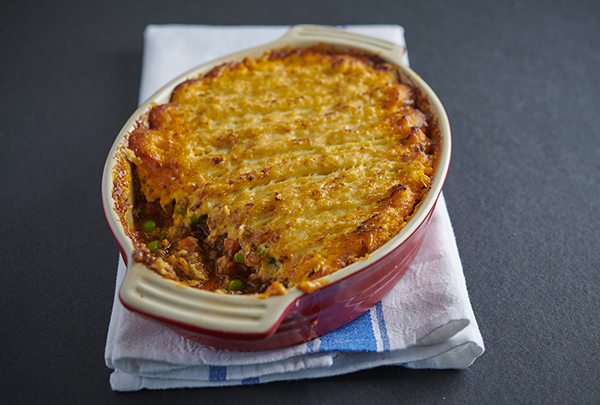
[{"xmin": 102, "ymin": 25, "xmax": 451, "ymax": 351}]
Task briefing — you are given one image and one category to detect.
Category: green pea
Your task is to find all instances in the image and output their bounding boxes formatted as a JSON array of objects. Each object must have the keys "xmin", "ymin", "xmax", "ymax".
[
  {"xmin": 190, "ymin": 214, "xmax": 206, "ymax": 225},
  {"xmin": 147, "ymin": 240, "xmax": 160, "ymax": 252},
  {"xmin": 227, "ymin": 279, "xmax": 244, "ymax": 291},
  {"xmin": 175, "ymin": 205, "xmax": 186, "ymax": 215},
  {"xmin": 159, "ymin": 232, "xmax": 167, "ymax": 240},
  {"xmin": 143, "ymin": 220, "xmax": 157, "ymax": 232},
  {"xmin": 234, "ymin": 251, "xmax": 244, "ymax": 263}
]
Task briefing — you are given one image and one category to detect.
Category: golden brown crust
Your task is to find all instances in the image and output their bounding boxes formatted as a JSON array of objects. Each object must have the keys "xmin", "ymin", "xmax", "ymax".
[
  {"xmin": 120, "ymin": 46, "xmax": 441, "ymax": 293},
  {"xmin": 111, "ymin": 150, "xmax": 137, "ymax": 246}
]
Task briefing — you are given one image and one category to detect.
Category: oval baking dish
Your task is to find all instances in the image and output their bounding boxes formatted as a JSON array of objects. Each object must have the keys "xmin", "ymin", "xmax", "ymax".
[{"xmin": 102, "ymin": 24, "xmax": 452, "ymax": 351}]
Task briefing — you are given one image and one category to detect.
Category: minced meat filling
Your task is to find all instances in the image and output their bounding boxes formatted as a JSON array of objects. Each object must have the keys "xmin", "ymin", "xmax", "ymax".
[{"xmin": 131, "ymin": 172, "xmax": 268, "ymax": 294}]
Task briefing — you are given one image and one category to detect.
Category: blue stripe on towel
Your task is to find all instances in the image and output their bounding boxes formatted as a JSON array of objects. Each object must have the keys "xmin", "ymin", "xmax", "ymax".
[
  {"xmin": 319, "ymin": 310, "xmax": 377, "ymax": 352},
  {"xmin": 242, "ymin": 377, "xmax": 260, "ymax": 385},
  {"xmin": 208, "ymin": 365, "xmax": 227, "ymax": 381},
  {"xmin": 306, "ymin": 339, "xmax": 315, "ymax": 354},
  {"xmin": 375, "ymin": 301, "xmax": 391, "ymax": 351}
]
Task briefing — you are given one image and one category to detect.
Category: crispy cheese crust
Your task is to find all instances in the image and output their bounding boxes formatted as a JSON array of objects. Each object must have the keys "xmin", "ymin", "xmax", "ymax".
[{"xmin": 121, "ymin": 46, "xmax": 441, "ymax": 294}]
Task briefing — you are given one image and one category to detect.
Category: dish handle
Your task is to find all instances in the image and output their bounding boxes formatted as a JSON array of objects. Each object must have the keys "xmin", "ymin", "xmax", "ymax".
[
  {"xmin": 277, "ymin": 24, "xmax": 406, "ymax": 65},
  {"xmin": 118, "ymin": 261, "xmax": 303, "ymax": 338}
]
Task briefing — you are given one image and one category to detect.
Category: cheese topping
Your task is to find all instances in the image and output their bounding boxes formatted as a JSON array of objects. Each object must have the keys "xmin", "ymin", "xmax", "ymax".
[{"xmin": 121, "ymin": 46, "xmax": 441, "ymax": 293}]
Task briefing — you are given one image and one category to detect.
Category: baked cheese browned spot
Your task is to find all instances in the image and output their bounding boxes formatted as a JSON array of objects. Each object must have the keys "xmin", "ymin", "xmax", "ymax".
[{"xmin": 123, "ymin": 46, "xmax": 441, "ymax": 294}]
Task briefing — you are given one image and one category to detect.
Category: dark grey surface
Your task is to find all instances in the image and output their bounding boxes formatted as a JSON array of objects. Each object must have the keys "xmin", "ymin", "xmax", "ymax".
[{"xmin": 1, "ymin": 0, "xmax": 599, "ymax": 403}]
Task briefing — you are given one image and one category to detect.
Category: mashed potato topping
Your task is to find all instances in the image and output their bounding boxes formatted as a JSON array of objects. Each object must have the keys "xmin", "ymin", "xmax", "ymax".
[{"xmin": 118, "ymin": 46, "xmax": 441, "ymax": 294}]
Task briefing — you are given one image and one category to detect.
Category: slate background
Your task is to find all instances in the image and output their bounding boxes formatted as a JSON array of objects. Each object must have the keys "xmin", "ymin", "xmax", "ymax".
[{"xmin": 1, "ymin": 0, "xmax": 599, "ymax": 403}]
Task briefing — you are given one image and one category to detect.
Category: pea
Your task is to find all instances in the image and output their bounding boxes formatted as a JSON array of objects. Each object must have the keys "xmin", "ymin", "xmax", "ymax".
[
  {"xmin": 175, "ymin": 205, "xmax": 186, "ymax": 215},
  {"xmin": 227, "ymin": 279, "xmax": 244, "ymax": 291},
  {"xmin": 190, "ymin": 214, "xmax": 206, "ymax": 225},
  {"xmin": 234, "ymin": 251, "xmax": 244, "ymax": 263},
  {"xmin": 159, "ymin": 232, "xmax": 167, "ymax": 240},
  {"xmin": 143, "ymin": 220, "xmax": 157, "ymax": 232},
  {"xmin": 147, "ymin": 240, "xmax": 160, "ymax": 252}
]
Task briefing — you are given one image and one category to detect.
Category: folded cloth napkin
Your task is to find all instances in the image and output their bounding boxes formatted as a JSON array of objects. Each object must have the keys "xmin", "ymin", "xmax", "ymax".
[{"xmin": 105, "ymin": 24, "xmax": 484, "ymax": 391}]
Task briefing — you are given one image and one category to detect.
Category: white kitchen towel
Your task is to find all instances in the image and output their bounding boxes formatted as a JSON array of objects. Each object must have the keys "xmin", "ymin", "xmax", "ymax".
[{"xmin": 105, "ymin": 24, "xmax": 484, "ymax": 392}]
